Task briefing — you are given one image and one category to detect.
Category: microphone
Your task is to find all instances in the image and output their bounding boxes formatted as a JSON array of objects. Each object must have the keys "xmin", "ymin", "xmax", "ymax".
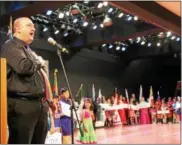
[{"xmin": 47, "ymin": 37, "xmax": 69, "ymax": 54}]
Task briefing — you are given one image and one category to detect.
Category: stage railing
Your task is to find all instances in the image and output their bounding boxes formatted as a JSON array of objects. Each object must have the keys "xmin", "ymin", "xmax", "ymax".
[{"xmin": 0, "ymin": 58, "xmax": 8, "ymax": 144}]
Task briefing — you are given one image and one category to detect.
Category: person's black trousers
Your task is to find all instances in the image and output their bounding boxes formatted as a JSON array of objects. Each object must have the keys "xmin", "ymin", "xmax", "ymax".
[{"xmin": 7, "ymin": 97, "xmax": 49, "ymax": 144}]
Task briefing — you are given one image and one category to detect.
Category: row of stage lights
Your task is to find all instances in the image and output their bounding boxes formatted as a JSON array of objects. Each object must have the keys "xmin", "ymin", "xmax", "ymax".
[
  {"xmin": 99, "ymin": 31, "xmax": 180, "ymax": 53},
  {"xmin": 31, "ymin": 1, "xmax": 140, "ymax": 37}
]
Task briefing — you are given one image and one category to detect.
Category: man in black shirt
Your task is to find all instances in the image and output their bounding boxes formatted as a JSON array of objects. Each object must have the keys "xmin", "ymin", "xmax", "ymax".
[{"xmin": 1, "ymin": 17, "xmax": 49, "ymax": 144}]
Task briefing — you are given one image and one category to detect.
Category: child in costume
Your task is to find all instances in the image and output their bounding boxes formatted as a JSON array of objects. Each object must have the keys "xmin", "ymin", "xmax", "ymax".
[
  {"xmin": 77, "ymin": 98, "xmax": 97, "ymax": 144},
  {"xmin": 59, "ymin": 88, "xmax": 72, "ymax": 144}
]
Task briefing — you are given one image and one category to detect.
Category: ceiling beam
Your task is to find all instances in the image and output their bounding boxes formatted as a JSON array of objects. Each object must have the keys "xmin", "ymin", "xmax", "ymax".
[
  {"xmin": 0, "ymin": 1, "xmax": 73, "ymax": 27},
  {"xmin": 72, "ymin": 27, "xmax": 164, "ymax": 48},
  {"xmin": 109, "ymin": 1, "xmax": 180, "ymax": 35}
]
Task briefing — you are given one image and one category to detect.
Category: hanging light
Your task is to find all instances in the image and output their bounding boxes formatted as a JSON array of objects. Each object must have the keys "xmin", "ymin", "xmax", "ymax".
[
  {"xmin": 83, "ymin": 21, "xmax": 89, "ymax": 27},
  {"xmin": 134, "ymin": 16, "xmax": 138, "ymax": 21},
  {"xmin": 147, "ymin": 43, "xmax": 152, "ymax": 47},
  {"xmin": 118, "ymin": 12, "xmax": 124, "ymax": 18},
  {"xmin": 46, "ymin": 10, "xmax": 52, "ymax": 15},
  {"xmin": 58, "ymin": 12, "xmax": 64, "ymax": 19},
  {"xmin": 157, "ymin": 42, "xmax": 161, "ymax": 47},
  {"xmin": 166, "ymin": 31, "xmax": 172, "ymax": 37}
]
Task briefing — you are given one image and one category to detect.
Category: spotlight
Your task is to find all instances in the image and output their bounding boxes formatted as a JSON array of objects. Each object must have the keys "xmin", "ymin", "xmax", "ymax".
[
  {"xmin": 100, "ymin": 23, "xmax": 104, "ymax": 28},
  {"xmin": 118, "ymin": 12, "xmax": 124, "ymax": 18},
  {"xmin": 63, "ymin": 31, "xmax": 68, "ymax": 37},
  {"xmin": 171, "ymin": 36, "xmax": 176, "ymax": 40},
  {"xmin": 54, "ymin": 30, "xmax": 59, "ymax": 35},
  {"xmin": 134, "ymin": 16, "xmax": 138, "ymax": 21},
  {"xmin": 58, "ymin": 12, "xmax": 64, "ymax": 19},
  {"xmin": 166, "ymin": 31, "xmax": 172, "ymax": 37},
  {"xmin": 108, "ymin": 8, "xmax": 113, "ymax": 13},
  {"xmin": 97, "ymin": 3, "xmax": 103, "ymax": 8},
  {"xmin": 43, "ymin": 26, "xmax": 48, "ymax": 32},
  {"xmin": 141, "ymin": 41, "xmax": 145, "ymax": 45},
  {"xmin": 83, "ymin": 21, "xmax": 89, "ymax": 27},
  {"xmin": 66, "ymin": 11, "xmax": 70, "ymax": 16},
  {"xmin": 93, "ymin": 25, "xmax": 97, "ymax": 30},
  {"xmin": 157, "ymin": 42, "xmax": 161, "ymax": 47},
  {"xmin": 127, "ymin": 15, "xmax": 132, "ymax": 21},
  {"xmin": 147, "ymin": 43, "xmax": 151, "ymax": 47},
  {"xmin": 73, "ymin": 18, "xmax": 78, "ymax": 23},
  {"xmin": 109, "ymin": 44, "xmax": 113, "ymax": 49},
  {"xmin": 136, "ymin": 37, "xmax": 141, "ymax": 43},
  {"xmin": 46, "ymin": 10, "xmax": 52, "ymax": 15},
  {"xmin": 122, "ymin": 47, "xmax": 126, "ymax": 51},
  {"xmin": 103, "ymin": 1, "xmax": 108, "ymax": 6},
  {"xmin": 176, "ymin": 37, "xmax": 180, "ymax": 41},
  {"xmin": 116, "ymin": 46, "xmax": 120, "ymax": 50},
  {"xmin": 102, "ymin": 44, "xmax": 106, "ymax": 47}
]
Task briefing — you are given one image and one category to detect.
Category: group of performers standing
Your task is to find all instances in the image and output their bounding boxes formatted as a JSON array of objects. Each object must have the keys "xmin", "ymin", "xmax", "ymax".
[
  {"xmin": 103, "ymin": 94, "xmax": 181, "ymax": 127},
  {"xmin": 47, "ymin": 86, "xmax": 181, "ymax": 144}
]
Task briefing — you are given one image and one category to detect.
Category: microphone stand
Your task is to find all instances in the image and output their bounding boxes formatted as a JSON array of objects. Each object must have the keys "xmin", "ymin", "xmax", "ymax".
[{"xmin": 56, "ymin": 49, "xmax": 82, "ymax": 144}]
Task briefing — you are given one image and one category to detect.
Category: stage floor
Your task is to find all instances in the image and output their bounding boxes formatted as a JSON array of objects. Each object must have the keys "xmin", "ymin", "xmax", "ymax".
[{"xmin": 75, "ymin": 124, "xmax": 181, "ymax": 144}]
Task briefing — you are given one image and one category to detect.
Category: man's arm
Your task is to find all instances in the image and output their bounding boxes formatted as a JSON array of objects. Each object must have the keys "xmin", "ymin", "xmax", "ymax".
[{"xmin": 1, "ymin": 42, "xmax": 42, "ymax": 75}]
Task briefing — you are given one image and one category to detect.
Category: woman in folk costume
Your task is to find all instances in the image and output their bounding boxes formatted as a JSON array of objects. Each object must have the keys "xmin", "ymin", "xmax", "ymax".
[
  {"xmin": 155, "ymin": 100, "xmax": 162, "ymax": 123},
  {"xmin": 117, "ymin": 95, "xmax": 127, "ymax": 125},
  {"xmin": 150, "ymin": 103, "xmax": 157, "ymax": 124},
  {"xmin": 166, "ymin": 97, "xmax": 173, "ymax": 123},
  {"xmin": 160, "ymin": 99, "xmax": 168, "ymax": 123},
  {"xmin": 59, "ymin": 88, "xmax": 72, "ymax": 144},
  {"xmin": 139, "ymin": 97, "xmax": 151, "ymax": 124},
  {"xmin": 104, "ymin": 98, "xmax": 114, "ymax": 127},
  {"xmin": 128, "ymin": 98, "xmax": 138, "ymax": 125},
  {"xmin": 77, "ymin": 98, "xmax": 97, "ymax": 144}
]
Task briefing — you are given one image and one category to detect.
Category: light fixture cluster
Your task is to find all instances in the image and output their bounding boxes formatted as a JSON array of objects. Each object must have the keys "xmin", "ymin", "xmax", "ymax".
[
  {"xmin": 126, "ymin": 31, "xmax": 180, "ymax": 48},
  {"xmin": 97, "ymin": 31, "xmax": 180, "ymax": 55},
  {"xmin": 30, "ymin": 1, "xmax": 143, "ymax": 38}
]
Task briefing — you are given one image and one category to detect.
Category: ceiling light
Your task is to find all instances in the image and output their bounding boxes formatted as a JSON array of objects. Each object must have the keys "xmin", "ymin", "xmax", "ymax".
[
  {"xmin": 176, "ymin": 37, "xmax": 180, "ymax": 41},
  {"xmin": 136, "ymin": 37, "xmax": 141, "ymax": 43},
  {"xmin": 83, "ymin": 21, "xmax": 88, "ymax": 27},
  {"xmin": 63, "ymin": 32, "xmax": 68, "ymax": 37},
  {"xmin": 116, "ymin": 46, "xmax": 120, "ymax": 50},
  {"xmin": 73, "ymin": 18, "xmax": 78, "ymax": 23},
  {"xmin": 157, "ymin": 42, "xmax": 161, "ymax": 47},
  {"xmin": 93, "ymin": 25, "xmax": 97, "ymax": 30},
  {"xmin": 127, "ymin": 16, "xmax": 132, "ymax": 21},
  {"xmin": 43, "ymin": 26, "xmax": 48, "ymax": 32},
  {"xmin": 46, "ymin": 10, "xmax": 52, "ymax": 15},
  {"xmin": 118, "ymin": 13, "xmax": 124, "ymax": 18},
  {"xmin": 98, "ymin": 3, "xmax": 103, "ymax": 8},
  {"xmin": 171, "ymin": 36, "xmax": 176, "ymax": 40},
  {"xmin": 134, "ymin": 16, "xmax": 138, "ymax": 21},
  {"xmin": 166, "ymin": 31, "xmax": 172, "ymax": 37},
  {"xmin": 147, "ymin": 43, "xmax": 151, "ymax": 47},
  {"xmin": 103, "ymin": 1, "xmax": 108, "ymax": 6},
  {"xmin": 122, "ymin": 47, "xmax": 126, "ymax": 51},
  {"xmin": 100, "ymin": 23, "xmax": 104, "ymax": 28},
  {"xmin": 102, "ymin": 44, "xmax": 106, "ymax": 47},
  {"xmin": 108, "ymin": 8, "xmax": 113, "ymax": 13},
  {"xmin": 66, "ymin": 11, "xmax": 70, "ymax": 16},
  {"xmin": 141, "ymin": 41, "xmax": 145, "ymax": 45},
  {"xmin": 109, "ymin": 44, "xmax": 113, "ymax": 49},
  {"xmin": 58, "ymin": 12, "xmax": 64, "ymax": 19},
  {"xmin": 54, "ymin": 30, "xmax": 59, "ymax": 35}
]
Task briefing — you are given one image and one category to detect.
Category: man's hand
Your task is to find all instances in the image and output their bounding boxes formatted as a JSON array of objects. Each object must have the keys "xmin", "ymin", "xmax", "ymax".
[{"xmin": 31, "ymin": 51, "xmax": 46, "ymax": 67}]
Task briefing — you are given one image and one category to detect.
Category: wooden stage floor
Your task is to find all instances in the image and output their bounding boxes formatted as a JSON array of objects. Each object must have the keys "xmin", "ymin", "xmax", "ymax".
[{"xmin": 75, "ymin": 124, "xmax": 181, "ymax": 144}]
